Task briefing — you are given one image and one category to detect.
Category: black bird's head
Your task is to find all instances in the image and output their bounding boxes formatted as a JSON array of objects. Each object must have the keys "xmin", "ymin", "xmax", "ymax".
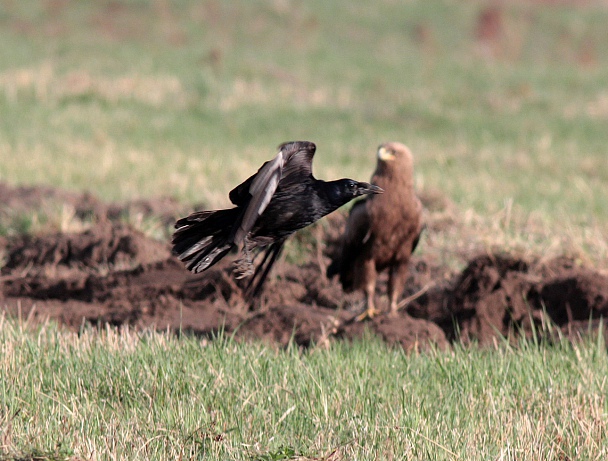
[{"xmin": 327, "ymin": 179, "xmax": 384, "ymax": 208}]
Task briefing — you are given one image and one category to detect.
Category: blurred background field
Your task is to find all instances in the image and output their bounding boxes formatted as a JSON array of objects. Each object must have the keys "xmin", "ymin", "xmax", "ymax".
[{"xmin": 1, "ymin": 0, "xmax": 607, "ymax": 228}]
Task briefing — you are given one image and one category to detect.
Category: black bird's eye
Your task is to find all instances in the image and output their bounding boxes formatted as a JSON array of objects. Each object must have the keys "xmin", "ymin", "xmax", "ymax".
[{"xmin": 347, "ymin": 181, "xmax": 356, "ymax": 189}]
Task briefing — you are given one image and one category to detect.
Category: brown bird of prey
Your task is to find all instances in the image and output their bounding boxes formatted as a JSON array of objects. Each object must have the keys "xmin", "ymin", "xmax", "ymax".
[
  {"xmin": 327, "ymin": 142, "xmax": 424, "ymax": 320},
  {"xmin": 172, "ymin": 141, "xmax": 383, "ymax": 298}
]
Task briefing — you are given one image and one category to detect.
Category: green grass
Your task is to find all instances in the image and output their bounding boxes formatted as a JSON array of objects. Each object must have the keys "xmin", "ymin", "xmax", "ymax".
[{"xmin": 1, "ymin": 318, "xmax": 607, "ymax": 460}]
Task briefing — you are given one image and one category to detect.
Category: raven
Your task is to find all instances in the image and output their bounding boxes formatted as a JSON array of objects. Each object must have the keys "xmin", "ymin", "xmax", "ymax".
[
  {"xmin": 327, "ymin": 142, "xmax": 424, "ymax": 320},
  {"xmin": 172, "ymin": 141, "xmax": 383, "ymax": 298}
]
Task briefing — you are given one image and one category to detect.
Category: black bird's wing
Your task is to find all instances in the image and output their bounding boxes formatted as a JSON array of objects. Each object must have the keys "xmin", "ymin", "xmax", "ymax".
[
  {"xmin": 228, "ymin": 141, "xmax": 316, "ymax": 245},
  {"xmin": 276, "ymin": 142, "xmax": 315, "ymax": 187},
  {"xmin": 228, "ymin": 151, "xmax": 285, "ymax": 244},
  {"xmin": 228, "ymin": 160, "xmax": 271, "ymax": 206}
]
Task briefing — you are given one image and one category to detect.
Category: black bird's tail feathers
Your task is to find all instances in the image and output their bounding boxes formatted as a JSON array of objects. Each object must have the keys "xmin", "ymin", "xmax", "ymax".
[
  {"xmin": 172, "ymin": 208, "xmax": 285, "ymax": 300},
  {"xmin": 172, "ymin": 208, "xmax": 240, "ymax": 273}
]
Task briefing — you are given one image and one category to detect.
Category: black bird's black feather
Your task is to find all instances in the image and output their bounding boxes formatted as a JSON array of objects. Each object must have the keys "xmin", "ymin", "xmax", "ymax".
[{"xmin": 172, "ymin": 141, "xmax": 383, "ymax": 298}]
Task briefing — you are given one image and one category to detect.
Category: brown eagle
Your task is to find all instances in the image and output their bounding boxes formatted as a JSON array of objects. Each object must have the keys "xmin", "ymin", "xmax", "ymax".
[{"xmin": 327, "ymin": 142, "xmax": 424, "ymax": 320}]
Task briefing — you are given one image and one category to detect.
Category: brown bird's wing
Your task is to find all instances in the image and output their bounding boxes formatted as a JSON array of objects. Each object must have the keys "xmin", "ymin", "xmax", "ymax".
[
  {"xmin": 410, "ymin": 197, "xmax": 425, "ymax": 255},
  {"xmin": 327, "ymin": 199, "xmax": 372, "ymax": 290}
]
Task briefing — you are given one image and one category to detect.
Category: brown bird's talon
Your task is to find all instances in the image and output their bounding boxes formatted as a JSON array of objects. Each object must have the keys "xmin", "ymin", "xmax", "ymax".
[{"xmin": 354, "ymin": 307, "xmax": 380, "ymax": 322}]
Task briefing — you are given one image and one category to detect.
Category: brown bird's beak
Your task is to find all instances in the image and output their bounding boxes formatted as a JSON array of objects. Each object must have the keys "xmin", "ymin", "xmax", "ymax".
[
  {"xmin": 358, "ymin": 182, "xmax": 384, "ymax": 195},
  {"xmin": 378, "ymin": 146, "xmax": 396, "ymax": 161}
]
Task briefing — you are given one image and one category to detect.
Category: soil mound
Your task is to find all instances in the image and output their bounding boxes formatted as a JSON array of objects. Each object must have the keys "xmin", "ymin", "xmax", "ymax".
[
  {"xmin": 441, "ymin": 254, "xmax": 608, "ymax": 345},
  {"xmin": 3, "ymin": 223, "xmax": 170, "ymax": 272},
  {"xmin": 2, "ymin": 184, "xmax": 607, "ymax": 350},
  {"xmin": 0, "ymin": 181, "xmax": 192, "ymax": 225}
]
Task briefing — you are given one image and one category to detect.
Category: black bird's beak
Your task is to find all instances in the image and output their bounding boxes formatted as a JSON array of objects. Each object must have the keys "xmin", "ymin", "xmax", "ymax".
[{"xmin": 357, "ymin": 182, "xmax": 384, "ymax": 195}]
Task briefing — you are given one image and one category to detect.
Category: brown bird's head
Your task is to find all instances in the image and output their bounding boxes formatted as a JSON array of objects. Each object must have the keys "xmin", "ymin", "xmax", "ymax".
[
  {"xmin": 374, "ymin": 142, "xmax": 415, "ymax": 180},
  {"xmin": 377, "ymin": 142, "xmax": 413, "ymax": 163}
]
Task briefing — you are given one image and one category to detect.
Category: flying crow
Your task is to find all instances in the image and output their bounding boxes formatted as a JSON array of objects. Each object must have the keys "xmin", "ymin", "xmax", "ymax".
[
  {"xmin": 327, "ymin": 142, "xmax": 424, "ymax": 320},
  {"xmin": 172, "ymin": 141, "xmax": 383, "ymax": 298}
]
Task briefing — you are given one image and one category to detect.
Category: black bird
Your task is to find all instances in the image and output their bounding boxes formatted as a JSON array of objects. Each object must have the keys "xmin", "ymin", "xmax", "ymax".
[{"xmin": 172, "ymin": 141, "xmax": 383, "ymax": 298}]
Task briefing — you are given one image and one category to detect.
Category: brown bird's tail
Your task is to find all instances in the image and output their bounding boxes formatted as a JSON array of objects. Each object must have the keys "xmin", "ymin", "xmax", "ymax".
[{"xmin": 172, "ymin": 208, "xmax": 240, "ymax": 273}]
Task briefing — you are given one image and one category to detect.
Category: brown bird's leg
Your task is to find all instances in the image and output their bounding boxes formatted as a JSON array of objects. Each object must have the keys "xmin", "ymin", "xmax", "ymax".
[
  {"xmin": 387, "ymin": 262, "xmax": 410, "ymax": 316},
  {"xmin": 355, "ymin": 259, "xmax": 379, "ymax": 321}
]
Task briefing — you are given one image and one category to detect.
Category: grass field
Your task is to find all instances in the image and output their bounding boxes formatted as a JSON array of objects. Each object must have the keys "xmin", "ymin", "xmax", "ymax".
[
  {"xmin": 1, "ymin": 1, "xmax": 608, "ymax": 220},
  {"xmin": 1, "ymin": 0, "xmax": 608, "ymax": 459},
  {"xmin": 1, "ymin": 318, "xmax": 607, "ymax": 460}
]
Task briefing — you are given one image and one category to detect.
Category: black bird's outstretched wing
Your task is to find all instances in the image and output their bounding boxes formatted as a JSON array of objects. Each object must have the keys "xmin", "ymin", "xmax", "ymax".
[
  {"xmin": 229, "ymin": 152, "xmax": 284, "ymax": 245},
  {"xmin": 228, "ymin": 141, "xmax": 316, "ymax": 244},
  {"xmin": 275, "ymin": 141, "xmax": 315, "ymax": 187},
  {"xmin": 229, "ymin": 142, "xmax": 316, "ymax": 205}
]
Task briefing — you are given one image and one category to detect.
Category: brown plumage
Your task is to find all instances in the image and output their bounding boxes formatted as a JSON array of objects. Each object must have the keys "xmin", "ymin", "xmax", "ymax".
[{"xmin": 327, "ymin": 142, "xmax": 424, "ymax": 320}]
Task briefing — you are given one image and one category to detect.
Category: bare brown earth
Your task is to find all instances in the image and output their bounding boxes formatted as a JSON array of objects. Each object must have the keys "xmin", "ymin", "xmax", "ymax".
[{"xmin": 2, "ymin": 182, "xmax": 608, "ymax": 350}]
